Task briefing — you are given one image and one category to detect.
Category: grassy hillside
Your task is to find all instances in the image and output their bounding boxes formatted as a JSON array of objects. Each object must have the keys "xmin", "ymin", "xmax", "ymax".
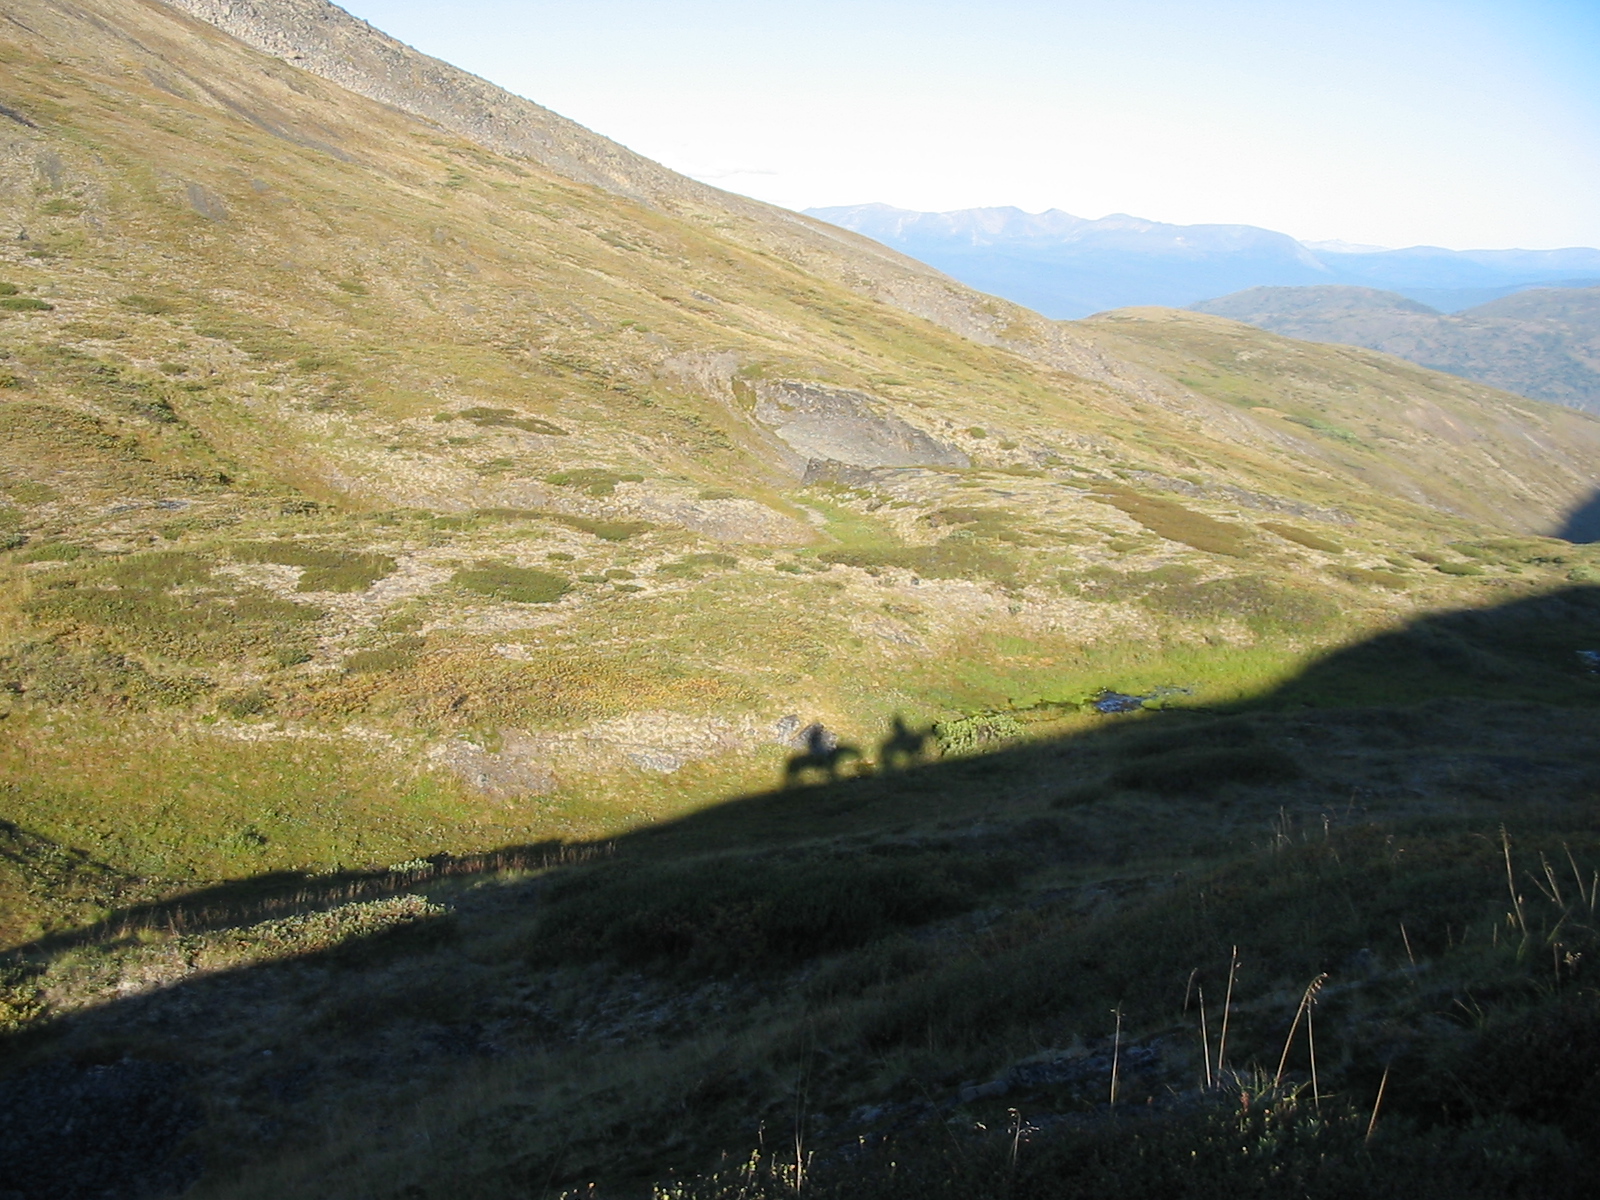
[
  {"xmin": 1, "ymin": 2, "xmax": 1600, "ymax": 1196},
  {"xmin": 6, "ymin": 588, "xmax": 1600, "ymax": 1198},
  {"xmin": 1192, "ymin": 284, "xmax": 1600, "ymax": 415}
]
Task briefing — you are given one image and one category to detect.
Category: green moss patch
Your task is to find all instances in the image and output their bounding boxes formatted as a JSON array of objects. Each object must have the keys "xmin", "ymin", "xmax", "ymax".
[
  {"xmin": 819, "ymin": 537, "xmax": 1019, "ymax": 586},
  {"xmin": 452, "ymin": 565, "xmax": 570, "ymax": 604},
  {"xmin": 442, "ymin": 406, "xmax": 567, "ymax": 436},
  {"xmin": 1326, "ymin": 565, "xmax": 1410, "ymax": 590},
  {"xmin": 545, "ymin": 468, "xmax": 644, "ymax": 497},
  {"xmin": 1091, "ymin": 486, "xmax": 1250, "ymax": 557},
  {"xmin": 116, "ymin": 294, "xmax": 178, "ymax": 315},
  {"xmin": 1261, "ymin": 521, "xmax": 1343, "ymax": 553},
  {"xmin": 233, "ymin": 543, "xmax": 397, "ymax": 592},
  {"xmin": 344, "ymin": 648, "xmax": 416, "ymax": 674}
]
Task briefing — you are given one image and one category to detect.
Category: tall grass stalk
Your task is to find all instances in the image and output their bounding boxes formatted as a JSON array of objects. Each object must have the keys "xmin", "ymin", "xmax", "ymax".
[
  {"xmin": 1502, "ymin": 827, "xmax": 1530, "ymax": 946},
  {"xmin": 1109, "ymin": 1006, "xmax": 1123, "ymax": 1108},
  {"xmin": 1272, "ymin": 974, "xmax": 1327, "ymax": 1090},
  {"xmin": 1365, "ymin": 1063, "xmax": 1392, "ymax": 1144},
  {"xmin": 1216, "ymin": 947, "xmax": 1239, "ymax": 1079},
  {"xmin": 1562, "ymin": 844, "xmax": 1597, "ymax": 915}
]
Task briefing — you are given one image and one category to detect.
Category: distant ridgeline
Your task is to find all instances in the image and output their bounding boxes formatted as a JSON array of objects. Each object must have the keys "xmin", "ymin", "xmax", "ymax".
[{"xmin": 806, "ymin": 204, "xmax": 1600, "ymax": 319}]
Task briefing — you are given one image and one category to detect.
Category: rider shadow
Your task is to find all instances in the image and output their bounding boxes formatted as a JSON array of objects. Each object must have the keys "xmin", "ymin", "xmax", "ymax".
[
  {"xmin": 782, "ymin": 723, "xmax": 861, "ymax": 787},
  {"xmin": 878, "ymin": 714, "xmax": 933, "ymax": 772}
]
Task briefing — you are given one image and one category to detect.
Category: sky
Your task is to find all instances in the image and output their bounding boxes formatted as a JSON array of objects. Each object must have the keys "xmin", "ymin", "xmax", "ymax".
[{"xmin": 337, "ymin": 0, "xmax": 1600, "ymax": 250}]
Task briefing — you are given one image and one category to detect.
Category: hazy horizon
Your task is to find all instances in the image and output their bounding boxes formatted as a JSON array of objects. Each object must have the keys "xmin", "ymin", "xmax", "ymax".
[{"xmin": 335, "ymin": 0, "xmax": 1600, "ymax": 252}]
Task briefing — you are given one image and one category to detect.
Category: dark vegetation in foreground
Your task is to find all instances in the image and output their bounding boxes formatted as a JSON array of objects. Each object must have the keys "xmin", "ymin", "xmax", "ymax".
[{"xmin": 3, "ymin": 588, "xmax": 1600, "ymax": 1199}]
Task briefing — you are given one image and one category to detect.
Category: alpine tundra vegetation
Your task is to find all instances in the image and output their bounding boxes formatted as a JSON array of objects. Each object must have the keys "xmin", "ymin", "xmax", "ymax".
[{"xmin": 1, "ymin": 2, "xmax": 1599, "ymax": 1198}]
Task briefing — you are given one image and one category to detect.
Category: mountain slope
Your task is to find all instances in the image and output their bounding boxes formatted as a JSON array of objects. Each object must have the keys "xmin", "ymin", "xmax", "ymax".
[
  {"xmin": 808, "ymin": 203, "xmax": 1600, "ymax": 317},
  {"xmin": 3, "ymin": 3, "xmax": 1600, "ymax": 1196},
  {"xmin": 1192, "ymin": 284, "xmax": 1600, "ymax": 413},
  {"xmin": 0, "ymin": 0, "xmax": 1598, "ymax": 893}
]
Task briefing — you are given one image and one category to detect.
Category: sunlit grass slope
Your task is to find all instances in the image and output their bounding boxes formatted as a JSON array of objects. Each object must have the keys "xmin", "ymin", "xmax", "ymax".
[{"xmin": 0, "ymin": 0, "xmax": 1596, "ymax": 940}]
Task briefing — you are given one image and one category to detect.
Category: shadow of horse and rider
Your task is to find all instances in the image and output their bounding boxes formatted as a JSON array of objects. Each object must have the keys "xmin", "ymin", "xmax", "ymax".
[{"xmin": 783, "ymin": 715, "xmax": 934, "ymax": 787}]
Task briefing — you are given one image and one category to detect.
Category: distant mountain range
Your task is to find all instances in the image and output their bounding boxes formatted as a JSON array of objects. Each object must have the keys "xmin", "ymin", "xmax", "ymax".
[
  {"xmin": 805, "ymin": 204, "xmax": 1600, "ymax": 318},
  {"xmin": 1191, "ymin": 285, "xmax": 1600, "ymax": 415}
]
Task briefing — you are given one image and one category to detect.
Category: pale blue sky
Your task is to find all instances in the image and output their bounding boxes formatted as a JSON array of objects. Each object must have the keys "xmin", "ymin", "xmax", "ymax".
[{"xmin": 339, "ymin": 1, "xmax": 1600, "ymax": 249}]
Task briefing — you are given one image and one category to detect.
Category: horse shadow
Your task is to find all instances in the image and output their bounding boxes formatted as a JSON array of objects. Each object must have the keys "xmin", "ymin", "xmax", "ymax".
[
  {"xmin": 782, "ymin": 715, "xmax": 937, "ymax": 787},
  {"xmin": 877, "ymin": 714, "xmax": 933, "ymax": 772},
  {"xmin": 783, "ymin": 723, "xmax": 862, "ymax": 787}
]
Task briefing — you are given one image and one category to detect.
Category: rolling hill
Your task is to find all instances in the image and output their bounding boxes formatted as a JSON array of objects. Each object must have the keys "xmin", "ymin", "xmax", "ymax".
[
  {"xmin": 1192, "ymin": 284, "xmax": 1600, "ymax": 415},
  {"xmin": 2, "ymin": 2, "xmax": 1600, "ymax": 1197}
]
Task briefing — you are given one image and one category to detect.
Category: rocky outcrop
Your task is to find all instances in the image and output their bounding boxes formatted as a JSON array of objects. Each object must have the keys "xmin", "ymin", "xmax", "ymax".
[{"xmin": 752, "ymin": 381, "xmax": 968, "ymax": 480}]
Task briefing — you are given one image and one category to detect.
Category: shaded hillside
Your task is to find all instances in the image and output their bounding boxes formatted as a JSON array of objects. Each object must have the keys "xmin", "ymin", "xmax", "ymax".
[
  {"xmin": 4, "ymin": 585, "xmax": 1600, "ymax": 1198},
  {"xmin": 1192, "ymin": 285, "xmax": 1600, "ymax": 414}
]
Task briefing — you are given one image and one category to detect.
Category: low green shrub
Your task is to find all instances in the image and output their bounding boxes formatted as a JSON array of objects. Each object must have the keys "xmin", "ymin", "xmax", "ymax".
[
  {"xmin": 1286, "ymin": 412, "xmax": 1363, "ymax": 444},
  {"xmin": 19, "ymin": 542, "xmax": 83, "ymax": 563},
  {"xmin": 545, "ymin": 467, "xmax": 643, "ymax": 496},
  {"xmin": 818, "ymin": 537, "xmax": 1019, "ymax": 586},
  {"xmin": 1436, "ymin": 561, "xmax": 1486, "ymax": 577},
  {"xmin": 217, "ymin": 688, "xmax": 273, "ymax": 717},
  {"xmin": 452, "ymin": 565, "xmax": 570, "ymax": 604},
  {"xmin": 1261, "ymin": 521, "xmax": 1343, "ymax": 553},
  {"xmin": 550, "ymin": 514, "xmax": 651, "ymax": 541},
  {"xmin": 232, "ymin": 543, "xmax": 396, "ymax": 592},
  {"xmin": 934, "ymin": 712, "xmax": 1025, "ymax": 756},
  {"xmin": 231, "ymin": 595, "xmax": 323, "ymax": 623},
  {"xmin": 1090, "ymin": 485, "xmax": 1250, "ymax": 556},
  {"xmin": 657, "ymin": 552, "xmax": 739, "ymax": 579},
  {"xmin": 0, "ymin": 296, "xmax": 52, "ymax": 312},
  {"xmin": 105, "ymin": 550, "xmax": 209, "ymax": 588},
  {"xmin": 0, "ymin": 283, "xmax": 16, "ymax": 296},
  {"xmin": 444, "ymin": 406, "xmax": 567, "ymax": 435},
  {"xmin": 0, "ymin": 639, "xmax": 209, "ymax": 708},
  {"xmin": 927, "ymin": 506, "xmax": 1028, "ymax": 543},
  {"xmin": 344, "ymin": 648, "xmax": 415, "ymax": 674},
  {"xmin": 117, "ymin": 294, "xmax": 177, "ymax": 314},
  {"xmin": 1327, "ymin": 565, "xmax": 1410, "ymax": 590}
]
